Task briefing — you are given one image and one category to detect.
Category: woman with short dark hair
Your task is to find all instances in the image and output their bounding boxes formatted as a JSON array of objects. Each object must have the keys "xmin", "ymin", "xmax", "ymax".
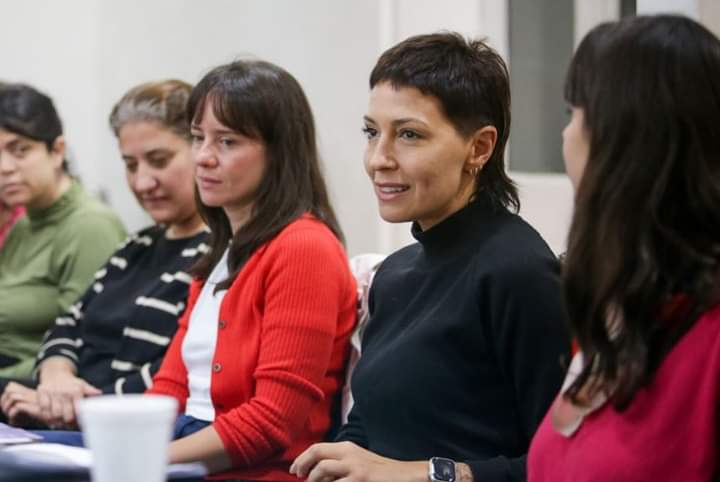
[
  {"xmin": 292, "ymin": 32, "xmax": 570, "ymax": 482},
  {"xmin": 0, "ymin": 84, "xmax": 126, "ymax": 379},
  {"xmin": 528, "ymin": 15, "xmax": 720, "ymax": 482}
]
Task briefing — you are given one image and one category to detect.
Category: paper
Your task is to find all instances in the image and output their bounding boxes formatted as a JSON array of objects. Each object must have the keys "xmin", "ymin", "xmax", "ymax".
[
  {"xmin": 0, "ymin": 443, "xmax": 207, "ymax": 478},
  {"xmin": 0, "ymin": 423, "xmax": 42, "ymax": 445}
]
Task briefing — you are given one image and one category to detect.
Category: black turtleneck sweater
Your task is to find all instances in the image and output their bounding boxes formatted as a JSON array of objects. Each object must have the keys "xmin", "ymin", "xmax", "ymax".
[{"xmin": 337, "ymin": 197, "xmax": 571, "ymax": 482}]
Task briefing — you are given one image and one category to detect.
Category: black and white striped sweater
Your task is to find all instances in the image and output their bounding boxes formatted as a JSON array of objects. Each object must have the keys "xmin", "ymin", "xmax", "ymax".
[{"xmin": 37, "ymin": 225, "xmax": 209, "ymax": 394}]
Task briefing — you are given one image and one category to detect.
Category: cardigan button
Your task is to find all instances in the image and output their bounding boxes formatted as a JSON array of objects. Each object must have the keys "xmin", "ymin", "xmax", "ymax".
[
  {"xmin": 218, "ymin": 320, "xmax": 227, "ymax": 329},
  {"xmin": 212, "ymin": 363, "xmax": 222, "ymax": 373}
]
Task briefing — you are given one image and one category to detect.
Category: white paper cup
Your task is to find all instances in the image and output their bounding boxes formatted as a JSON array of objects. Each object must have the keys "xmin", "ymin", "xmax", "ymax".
[{"xmin": 76, "ymin": 394, "xmax": 178, "ymax": 482}]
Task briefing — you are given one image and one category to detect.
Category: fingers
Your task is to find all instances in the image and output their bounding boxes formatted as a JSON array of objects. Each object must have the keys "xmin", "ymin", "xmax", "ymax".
[
  {"xmin": 62, "ymin": 395, "xmax": 76, "ymax": 425},
  {"xmin": 306, "ymin": 459, "xmax": 350, "ymax": 482},
  {"xmin": 82, "ymin": 382, "xmax": 101, "ymax": 397},
  {"xmin": 291, "ymin": 442, "xmax": 357, "ymax": 479},
  {"xmin": 1, "ymin": 383, "xmax": 35, "ymax": 416},
  {"xmin": 7, "ymin": 401, "xmax": 43, "ymax": 426}
]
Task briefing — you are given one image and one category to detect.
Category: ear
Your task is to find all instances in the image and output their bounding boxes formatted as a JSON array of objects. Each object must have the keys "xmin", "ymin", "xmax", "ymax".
[
  {"xmin": 49, "ymin": 135, "xmax": 66, "ymax": 170},
  {"xmin": 464, "ymin": 125, "xmax": 497, "ymax": 174}
]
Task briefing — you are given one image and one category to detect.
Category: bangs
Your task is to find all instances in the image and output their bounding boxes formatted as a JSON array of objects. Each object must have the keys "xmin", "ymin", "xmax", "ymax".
[{"xmin": 189, "ymin": 82, "xmax": 260, "ymax": 140}]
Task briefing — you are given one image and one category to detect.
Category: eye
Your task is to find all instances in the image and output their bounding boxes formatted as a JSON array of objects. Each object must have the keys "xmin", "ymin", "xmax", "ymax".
[
  {"xmin": 10, "ymin": 143, "xmax": 31, "ymax": 157},
  {"xmin": 399, "ymin": 129, "xmax": 421, "ymax": 140},
  {"xmin": 146, "ymin": 151, "xmax": 172, "ymax": 168},
  {"xmin": 124, "ymin": 161, "xmax": 138, "ymax": 173},
  {"xmin": 361, "ymin": 126, "xmax": 378, "ymax": 140},
  {"xmin": 218, "ymin": 137, "xmax": 235, "ymax": 147},
  {"xmin": 190, "ymin": 133, "xmax": 204, "ymax": 144}
]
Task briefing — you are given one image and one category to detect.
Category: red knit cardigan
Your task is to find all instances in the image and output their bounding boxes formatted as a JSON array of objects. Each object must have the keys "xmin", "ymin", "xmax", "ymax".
[{"xmin": 147, "ymin": 216, "xmax": 357, "ymax": 481}]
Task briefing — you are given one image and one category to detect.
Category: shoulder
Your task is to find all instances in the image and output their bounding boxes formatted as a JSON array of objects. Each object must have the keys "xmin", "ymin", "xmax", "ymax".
[
  {"xmin": 376, "ymin": 242, "xmax": 420, "ymax": 272},
  {"xmin": 61, "ymin": 188, "xmax": 124, "ymax": 232},
  {"xmin": 267, "ymin": 215, "xmax": 345, "ymax": 257},
  {"xmin": 473, "ymin": 211, "xmax": 560, "ymax": 281}
]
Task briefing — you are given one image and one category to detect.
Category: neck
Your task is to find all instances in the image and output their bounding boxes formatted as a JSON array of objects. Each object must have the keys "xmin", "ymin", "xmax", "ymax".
[
  {"xmin": 29, "ymin": 174, "xmax": 72, "ymax": 211},
  {"xmin": 0, "ymin": 205, "xmax": 13, "ymax": 226},
  {"xmin": 224, "ymin": 203, "xmax": 253, "ymax": 234},
  {"xmin": 166, "ymin": 212, "xmax": 206, "ymax": 239}
]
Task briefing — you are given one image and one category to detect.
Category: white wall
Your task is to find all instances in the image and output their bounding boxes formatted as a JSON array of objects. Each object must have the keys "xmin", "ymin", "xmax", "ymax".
[
  {"xmin": 2, "ymin": 0, "xmax": 526, "ymax": 257},
  {"xmin": 94, "ymin": 0, "xmax": 384, "ymax": 257}
]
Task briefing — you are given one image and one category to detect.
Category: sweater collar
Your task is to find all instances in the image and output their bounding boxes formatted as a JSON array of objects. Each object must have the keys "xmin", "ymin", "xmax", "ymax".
[
  {"xmin": 411, "ymin": 192, "xmax": 500, "ymax": 255},
  {"xmin": 26, "ymin": 179, "xmax": 82, "ymax": 228}
]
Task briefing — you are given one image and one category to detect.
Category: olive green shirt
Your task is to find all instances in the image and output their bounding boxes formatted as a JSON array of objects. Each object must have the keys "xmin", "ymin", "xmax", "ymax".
[{"xmin": 0, "ymin": 181, "xmax": 126, "ymax": 378}]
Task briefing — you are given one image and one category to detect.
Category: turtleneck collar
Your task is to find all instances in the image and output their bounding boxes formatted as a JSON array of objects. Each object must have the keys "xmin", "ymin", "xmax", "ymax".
[
  {"xmin": 26, "ymin": 179, "xmax": 82, "ymax": 228},
  {"xmin": 411, "ymin": 192, "xmax": 502, "ymax": 257}
]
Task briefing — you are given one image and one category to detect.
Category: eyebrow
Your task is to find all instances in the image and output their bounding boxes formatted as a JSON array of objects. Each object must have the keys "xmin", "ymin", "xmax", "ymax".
[
  {"xmin": 363, "ymin": 115, "xmax": 429, "ymax": 128},
  {"xmin": 190, "ymin": 124, "xmax": 237, "ymax": 136},
  {"xmin": 121, "ymin": 148, "xmax": 172, "ymax": 161}
]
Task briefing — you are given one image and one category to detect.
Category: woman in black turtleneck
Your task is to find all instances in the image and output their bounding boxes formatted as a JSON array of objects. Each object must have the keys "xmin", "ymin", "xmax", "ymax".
[{"xmin": 292, "ymin": 33, "xmax": 571, "ymax": 482}]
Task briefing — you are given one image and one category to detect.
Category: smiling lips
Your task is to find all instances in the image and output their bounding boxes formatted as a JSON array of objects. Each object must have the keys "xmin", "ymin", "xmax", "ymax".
[{"xmin": 375, "ymin": 182, "xmax": 410, "ymax": 201}]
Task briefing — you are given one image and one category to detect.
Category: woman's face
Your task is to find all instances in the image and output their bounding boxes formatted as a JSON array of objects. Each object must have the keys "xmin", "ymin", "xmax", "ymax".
[
  {"xmin": 118, "ymin": 121, "xmax": 199, "ymax": 237},
  {"xmin": 0, "ymin": 128, "xmax": 64, "ymax": 210},
  {"xmin": 363, "ymin": 82, "xmax": 481, "ymax": 231},
  {"xmin": 562, "ymin": 107, "xmax": 590, "ymax": 190},
  {"xmin": 191, "ymin": 102, "xmax": 267, "ymax": 232}
]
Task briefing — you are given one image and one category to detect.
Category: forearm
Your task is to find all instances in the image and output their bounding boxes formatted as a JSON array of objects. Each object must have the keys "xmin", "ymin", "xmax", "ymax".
[
  {"xmin": 467, "ymin": 454, "xmax": 526, "ymax": 482},
  {"xmin": 169, "ymin": 425, "xmax": 233, "ymax": 473},
  {"xmin": 38, "ymin": 357, "xmax": 78, "ymax": 382}
]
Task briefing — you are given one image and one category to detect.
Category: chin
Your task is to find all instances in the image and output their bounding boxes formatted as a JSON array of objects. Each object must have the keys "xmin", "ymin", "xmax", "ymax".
[
  {"xmin": 198, "ymin": 193, "xmax": 224, "ymax": 208},
  {"xmin": 377, "ymin": 206, "xmax": 412, "ymax": 224}
]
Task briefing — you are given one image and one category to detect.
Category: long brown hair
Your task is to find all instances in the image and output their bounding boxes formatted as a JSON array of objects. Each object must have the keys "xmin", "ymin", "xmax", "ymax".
[
  {"xmin": 563, "ymin": 15, "xmax": 720, "ymax": 409},
  {"xmin": 189, "ymin": 60, "xmax": 343, "ymax": 289}
]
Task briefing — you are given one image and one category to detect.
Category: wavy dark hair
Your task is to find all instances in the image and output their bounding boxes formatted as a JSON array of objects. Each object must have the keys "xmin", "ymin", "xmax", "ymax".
[
  {"xmin": 189, "ymin": 60, "xmax": 343, "ymax": 288},
  {"xmin": 370, "ymin": 32, "xmax": 518, "ymax": 212},
  {"xmin": 563, "ymin": 15, "xmax": 720, "ymax": 409},
  {"xmin": 0, "ymin": 83, "xmax": 69, "ymax": 172}
]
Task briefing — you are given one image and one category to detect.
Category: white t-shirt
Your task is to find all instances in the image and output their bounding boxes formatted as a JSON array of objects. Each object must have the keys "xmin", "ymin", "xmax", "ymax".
[{"xmin": 182, "ymin": 249, "xmax": 229, "ymax": 421}]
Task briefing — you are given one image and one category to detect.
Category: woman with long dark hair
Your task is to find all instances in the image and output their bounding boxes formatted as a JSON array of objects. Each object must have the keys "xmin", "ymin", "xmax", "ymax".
[
  {"xmin": 146, "ymin": 60, "xmax": 357, "ymax": 481},
  {"xmin": 528, "ymin": 15, "xmax": 720, "ymax": 481}
]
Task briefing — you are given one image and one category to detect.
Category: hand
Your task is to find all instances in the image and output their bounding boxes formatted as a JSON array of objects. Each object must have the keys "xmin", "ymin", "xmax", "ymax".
[
  {"xmin": 290, "ymin": 441, "xmax": 428, "ymax": 482},
  {"xmin": 36, "ymin": 373, "xmax": 101, "ymax": 429},
  {"xmin": 0, "ymin": 382, "xmax": 44, "ymax": 427}
]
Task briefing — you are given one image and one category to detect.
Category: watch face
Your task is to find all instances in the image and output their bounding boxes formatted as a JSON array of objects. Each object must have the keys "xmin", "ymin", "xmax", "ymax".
[{"xmin": 431, "ymin": 457, "xmax": 456, "ymax": 482}]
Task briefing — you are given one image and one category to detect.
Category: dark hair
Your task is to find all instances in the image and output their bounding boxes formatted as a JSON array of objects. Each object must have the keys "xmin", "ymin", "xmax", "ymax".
[
  {"xmin": 563, "ymin": 15, "xmax": 720, "ymax": 409},
  {"xmin": 109, "ymin": 79, "xmax": 193, "ymax": 139},
  {"xmin": 189, "ymin": 60, "xmax": 343, "ymax": 288},
  {"xmin": 370, "ymin": 31, "xmax": 518, "ymax": 212},
  {"xmin": 0, "ymin": 83, "xmax": 68, "ymax": 171}
]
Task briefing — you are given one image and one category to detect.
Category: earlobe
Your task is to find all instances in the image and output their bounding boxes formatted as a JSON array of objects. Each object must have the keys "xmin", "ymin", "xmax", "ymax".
[
  {"xmin": 51, "ymin": 136, "xmax": 66, "ymax": 169},
  {"xmin": 466, "ymin": 126, "xmax": 497, "ymax": 173}
]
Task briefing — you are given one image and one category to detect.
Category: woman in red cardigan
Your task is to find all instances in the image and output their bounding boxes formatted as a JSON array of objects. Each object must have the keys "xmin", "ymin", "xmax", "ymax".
[{"xmin": 146, "ymin": 60, "xmax": 357, "ymax": 481}]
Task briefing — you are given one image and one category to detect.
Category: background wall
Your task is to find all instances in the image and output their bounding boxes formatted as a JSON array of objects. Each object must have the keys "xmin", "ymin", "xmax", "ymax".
[{"xmin": 1, "ymin": 0, "xmax": 717, "ymax": 256}]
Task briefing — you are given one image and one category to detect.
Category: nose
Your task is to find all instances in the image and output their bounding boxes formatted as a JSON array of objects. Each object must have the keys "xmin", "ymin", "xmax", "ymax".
[
  {"xmin": 193, "ymin": 140, "xmax": 218, "ymax": 168},
  {"xmin": 365, "ymin": 136, "xmax": 396, "ymax": 173},
  {"xmin": 0, "ymin": 153, "xmax": 16, "ymax": 174},
  {"xmin": 134, "ymin": 164, "xmax": 158, "ymax": 193}
]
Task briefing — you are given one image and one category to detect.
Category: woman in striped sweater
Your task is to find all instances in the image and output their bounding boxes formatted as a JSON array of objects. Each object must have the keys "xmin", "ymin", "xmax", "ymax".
[{"xmin": 0, "ymin": 79, "xmax": 207, "ymax": 428}]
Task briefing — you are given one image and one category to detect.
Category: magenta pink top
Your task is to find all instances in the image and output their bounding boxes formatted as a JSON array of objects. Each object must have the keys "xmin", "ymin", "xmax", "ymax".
[
  {"xmin": 0, "ymin": 206, "xmax": 25, "ymax": 249},
  {"xmin": 528, "ymin": 303, "xmax": 720, "ymax": 482}
]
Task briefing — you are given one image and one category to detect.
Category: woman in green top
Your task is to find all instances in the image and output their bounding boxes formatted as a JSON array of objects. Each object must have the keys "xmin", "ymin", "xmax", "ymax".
[{"xmin": 0, "ymin": 83, "xmax": 126, "ymax": 378}]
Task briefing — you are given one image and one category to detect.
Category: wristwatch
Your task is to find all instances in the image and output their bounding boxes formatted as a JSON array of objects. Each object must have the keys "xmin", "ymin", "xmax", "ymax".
[{"xmin": 428, "ymin": 457, "xmax": 457, "ymax": 482}]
